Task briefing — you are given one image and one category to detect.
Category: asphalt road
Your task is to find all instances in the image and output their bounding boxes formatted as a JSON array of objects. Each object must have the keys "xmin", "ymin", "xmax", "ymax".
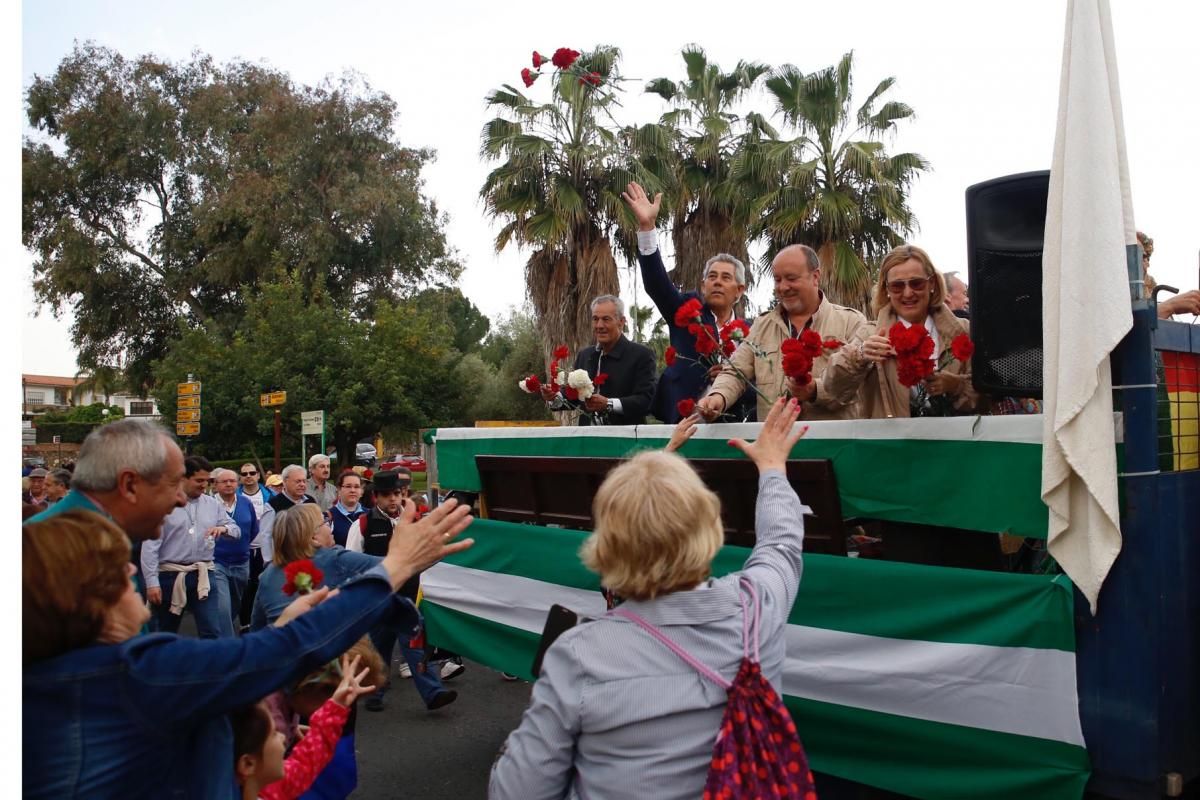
[{"xmin": 353, "ymin": 659, "xmax": 532, "ymax": 799}]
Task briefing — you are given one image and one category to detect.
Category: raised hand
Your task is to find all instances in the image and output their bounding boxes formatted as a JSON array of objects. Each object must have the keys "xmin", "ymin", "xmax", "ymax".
[
  {"xmin": 383, "ymin": 499, "xmax": 474, "ymax": 591},
  {"xmin": 727, "ymin": 397, "xmax": 809, "ymax": 472},
  {"xmin": 666, "ymin": 413, "xmax": 700, "ymax": 453},
  {"xmin": 621, "ymin": 181, "xmax": 662, "ymax": 232},
  {"xmin": 332, "ymin": 653, "xmax": 377, "ymax": 707}
]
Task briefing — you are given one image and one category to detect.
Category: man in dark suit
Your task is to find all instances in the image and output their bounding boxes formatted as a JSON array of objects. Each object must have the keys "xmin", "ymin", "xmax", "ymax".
[
  {"xmin": 622, "ymin": 181, "xmax": 756, "ymax": 423},
  {"xmin": 540, "ymin": 295, "xmax": 657, "ymax": 425}
]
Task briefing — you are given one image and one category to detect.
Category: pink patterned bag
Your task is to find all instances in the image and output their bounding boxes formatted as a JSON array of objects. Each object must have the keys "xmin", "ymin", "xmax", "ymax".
[{"xmin": 614, "ymin": 579, "xmax": 816, "ymax": 800}]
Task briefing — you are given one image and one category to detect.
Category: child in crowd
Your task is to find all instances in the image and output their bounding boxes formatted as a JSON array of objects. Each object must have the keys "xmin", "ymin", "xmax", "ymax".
[{"xmin": 233, "ymin": 652, "xmax": 377, "ymax": 800}]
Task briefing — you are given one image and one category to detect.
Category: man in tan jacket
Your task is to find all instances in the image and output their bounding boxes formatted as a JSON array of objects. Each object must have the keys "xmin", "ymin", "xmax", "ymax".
[{"xmin": 697, "ymin": 245, "xmax": 874, "ymax": 421}]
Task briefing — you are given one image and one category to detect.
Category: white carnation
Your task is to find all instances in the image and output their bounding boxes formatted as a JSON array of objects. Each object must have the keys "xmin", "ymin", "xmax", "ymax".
[
  {"xmin": 557, "ymin": 370, "xmax": 567, "ymax": 387},
  {"xmin": 567, "ymin": 368, "xmax": 594, "ymax": 400}
]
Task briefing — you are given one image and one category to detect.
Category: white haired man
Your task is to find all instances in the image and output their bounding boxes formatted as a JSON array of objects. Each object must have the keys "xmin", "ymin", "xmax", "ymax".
[
  {"xmin": 259, "ymin": 463, "xmax": 316, "ymax": 562},
  {"xmin": 539, "ymin": 295, "xmax": 658, "ymax": 426},
  {"xmin": 944, "ymin": 271, "xmax": 970, "ymax": 319},
  {"xmin": 306, "ymin": 453, "xmax": 337, "ymax": 512}
]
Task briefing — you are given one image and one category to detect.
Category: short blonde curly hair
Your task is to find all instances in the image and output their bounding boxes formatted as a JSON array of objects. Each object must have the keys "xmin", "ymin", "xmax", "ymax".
[{"xmin": 581, "ymin": 451, "xmax": 725, "ymax": 600}]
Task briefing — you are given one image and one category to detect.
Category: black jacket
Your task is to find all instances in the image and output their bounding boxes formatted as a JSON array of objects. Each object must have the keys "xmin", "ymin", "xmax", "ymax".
[{"xmin": 569, "ymin": 335, "xmax": 657, "ymax": 426}]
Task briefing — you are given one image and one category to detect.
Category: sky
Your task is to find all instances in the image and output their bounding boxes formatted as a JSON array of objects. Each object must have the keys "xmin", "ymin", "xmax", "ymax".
[{"xmin": 14, "ymin": 0, "xmax": 1200, "ymax": 377}]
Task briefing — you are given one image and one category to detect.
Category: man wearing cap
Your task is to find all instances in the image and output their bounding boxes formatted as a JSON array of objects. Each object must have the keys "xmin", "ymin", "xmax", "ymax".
[
  {"xmin": 349, "ymin": 469, "xmax": 458, "ymax": 712},
  {"xmin": 22, "ymin": 468, "xmax": 49, "ymax": 509},
  {"xmin": 306, "ymin": 454, "xmax": 337, "ymax": 512}
]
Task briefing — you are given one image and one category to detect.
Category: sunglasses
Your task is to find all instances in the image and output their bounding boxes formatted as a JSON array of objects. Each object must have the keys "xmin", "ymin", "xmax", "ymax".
[
  {"xmin": 240, "ymin": 470, "xmax": 257, "ymax": 476},
  {"xmin": 886, "ymin": 277, "xmax": 931, "ymax": 295}
]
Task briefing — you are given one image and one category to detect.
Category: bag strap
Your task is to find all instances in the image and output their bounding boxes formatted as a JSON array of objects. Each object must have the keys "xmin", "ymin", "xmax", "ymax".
[
  {"xmin": 738, "ymin": 578, "xmax": 762, "ymax": 664},
  {"xmin": 611, "ymin": 608, "xmax": 732, "ymax": 690}
]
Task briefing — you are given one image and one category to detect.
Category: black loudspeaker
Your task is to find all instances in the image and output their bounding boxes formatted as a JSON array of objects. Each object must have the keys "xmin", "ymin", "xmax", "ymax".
[{"xmin": 965, "ymin": 170, "xmax": 1050, "ymax": 399}]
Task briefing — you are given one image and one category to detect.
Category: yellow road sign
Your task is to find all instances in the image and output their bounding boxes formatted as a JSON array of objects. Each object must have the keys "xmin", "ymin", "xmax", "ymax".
[
  {"xmin": 176, "ymin": 422, "xmax": 201, "ymax": 436},
  {"xmin": 178, "ymin": 395, "xmax": 201, "ymax": 410},
  {"xmin": 260, "ymin": 391, "xmax": 288, "ymax": 407},
  {"xmin": 177, "ymin": 381, "xmax": 202, "ymax": 396},
  {"xmin": 176, "ymin": 409, "xmax": 201, "ymax": 423}
]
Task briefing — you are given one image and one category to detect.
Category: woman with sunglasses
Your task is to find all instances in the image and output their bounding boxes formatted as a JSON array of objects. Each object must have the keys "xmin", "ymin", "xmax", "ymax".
[{"xmin": 828, "ymin": 244, "xmax": 982, "ymax": 418}]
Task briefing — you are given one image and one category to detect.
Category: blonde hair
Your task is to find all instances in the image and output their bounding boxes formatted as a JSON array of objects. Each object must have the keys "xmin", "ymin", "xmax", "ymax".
[
  {"xmin": 23, "ymin": 511, "xmax": 132, "ymax": 664},
  {"xmin": 580, "ymin": 451, "xmax": 724, "ymax": 600},
  {"xmin": 871, "ymin": 244, "xmax": 947, "ymax": 316},
  {"xmin": 272, "ymin": 504, "xmax": 322, "ymax": 567}
]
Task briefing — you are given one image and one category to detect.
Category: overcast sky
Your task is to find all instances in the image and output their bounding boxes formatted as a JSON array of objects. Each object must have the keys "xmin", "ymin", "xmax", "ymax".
[{"xmin": 17, "ymin": 0, "xmax": 1200, "ymax": 377}]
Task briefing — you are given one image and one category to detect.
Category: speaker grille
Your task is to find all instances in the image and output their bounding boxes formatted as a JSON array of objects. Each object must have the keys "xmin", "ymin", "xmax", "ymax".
[{"xmin": 972, "ymin": 249, "xmax": 1043, "ymax": 396}]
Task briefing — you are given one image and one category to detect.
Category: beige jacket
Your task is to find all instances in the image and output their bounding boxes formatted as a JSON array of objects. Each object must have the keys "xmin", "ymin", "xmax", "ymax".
[
  {"xmin": 708, "ymin": 296, "xmax": 874, "ymax": 421},
  {"xmin": 824, "ymin": 305, "xmax": 982, "ymax": 419}
]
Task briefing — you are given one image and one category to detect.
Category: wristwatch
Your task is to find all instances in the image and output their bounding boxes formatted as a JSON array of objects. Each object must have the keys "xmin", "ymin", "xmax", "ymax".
[{"xmin": 606, "ymin": 398, "xmax": 615, "ymax": 412}]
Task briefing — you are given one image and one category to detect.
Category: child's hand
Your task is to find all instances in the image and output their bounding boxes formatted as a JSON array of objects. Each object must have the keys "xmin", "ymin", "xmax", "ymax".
[{"xmin": 331, "ymin": 654, "xmax": 376, "ymax": 707}]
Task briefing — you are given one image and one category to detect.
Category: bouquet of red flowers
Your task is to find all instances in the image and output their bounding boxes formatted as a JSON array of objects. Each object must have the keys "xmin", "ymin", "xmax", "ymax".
[
  {"xmin": 670, "ymin": 301, "xmax": 770, "ymax": 420},
  {"xmin": 282, "ymin": 559, "xmax": 324, "ymax": 596},
  {"xmin": 520, "ymin": 344, "xmax": 610, "ymax": 424},
  {"xmin": 887, "ymin": 323, "xmax": 974, "ymax": 416},
  {"xmin": 780, "ymin": 329, "xmax": 843, "ymax": 388}
]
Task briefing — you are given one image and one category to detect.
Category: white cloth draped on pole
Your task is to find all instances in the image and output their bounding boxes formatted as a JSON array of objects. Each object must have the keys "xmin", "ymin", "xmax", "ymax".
[{"xmin": 1041, "ymin": 0, "xmax": 1134, "ymax": 614}]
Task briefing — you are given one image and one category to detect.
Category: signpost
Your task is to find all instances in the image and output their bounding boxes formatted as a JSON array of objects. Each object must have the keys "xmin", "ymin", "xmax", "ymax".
[
  {"xmin": 260, "ymin": 390, "xmax": 288, "ymax": 473},
  {"xmin": 300, "ymin": 410, "xmax": 326, "ymax": 466},
  {"xmin": 176, "ymin": 378, "xmax": 201, "ymax": 446}
]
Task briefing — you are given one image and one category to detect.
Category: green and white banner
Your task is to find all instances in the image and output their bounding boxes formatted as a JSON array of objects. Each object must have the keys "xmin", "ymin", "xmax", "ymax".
[
  {"xmin": 422, "ymin": 518, "xmax": 1090, "ymax": 800},
  {"xmin": 431, "ymin": 415, "xmax": 1114, "ymax": 538}
]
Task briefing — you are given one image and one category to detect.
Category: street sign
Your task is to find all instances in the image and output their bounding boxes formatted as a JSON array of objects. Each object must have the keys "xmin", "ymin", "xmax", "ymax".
[
  {"xmin": 52, "ymin": 435, "xmax": 61, "ymax": 444},
  {"xmin": 301, "ymin": 410, "xmax": 325, "ymax": 435},
  {"xmin": 177, "ymin": 381, "xmax": 202, "ymax": 396},
  {"xmin": 176, "ymin": 422, "xmax": 201, "ymax": 436},
  {"xmin": 260, "ymin": 391, "xmax": 287, "ymax": 407},
  {"xmin": 178, "ymin": 395, "xmax": 201, "ymax": 410},
  {"xmin": 176, "ymin": 409, "xmax": 201, "ymax": 423}
]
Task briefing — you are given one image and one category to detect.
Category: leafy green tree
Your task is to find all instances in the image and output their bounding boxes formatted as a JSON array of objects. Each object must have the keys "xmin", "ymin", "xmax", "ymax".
[
  {"xmin": 24, "ymin": 44, "xmax": 460, "ymax": 389},
  {"xmin": 478, "ymin": 309, "xmax": 554, "ymax": 421},
  {"xmin": 152, "ymin": 280, "xmax": 463, "ymax": 464},
  {"xmin": 735, "ymin": 52, "xmax": 928, "ymax": 309},
  {"xmin": 635, "ymin": 46, "xmax": 772, "ymax": 294},
  {"xmin": 480, "ymin": 46, "xmax": 650, "ymax": 357},
  {"xmin": 413, "ymin": 287, "xmax": 490, "ymax": 354},
  {"xmin": 74, "ymin": 363, "xmax": 127, "ymax": 406}
]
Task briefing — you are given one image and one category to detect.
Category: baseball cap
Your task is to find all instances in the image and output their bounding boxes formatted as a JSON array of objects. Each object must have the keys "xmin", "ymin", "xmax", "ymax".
[
  {"xmin": 265, "ymin": 474, "xmax": 283, "ymax": 487},
  {"xmin": 29, "ymin": 468, "xmax": 48, "ymax": 478}
]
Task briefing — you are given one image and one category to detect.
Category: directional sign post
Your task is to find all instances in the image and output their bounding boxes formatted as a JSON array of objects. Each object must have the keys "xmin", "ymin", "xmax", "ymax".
[
  {"xmin": 300, "ymin": 410, "xmax": 326, "ymax": 466},
  {"xmin": 260, "ymin": 390, "xmax": 288, "ymax": 473},
  {"xmin": 176, "ymin": 378, "xmax": 201, "ymax": 446}
]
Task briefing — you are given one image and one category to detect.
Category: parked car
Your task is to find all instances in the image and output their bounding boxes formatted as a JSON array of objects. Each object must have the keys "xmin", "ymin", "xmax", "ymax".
[
  {"xmin": 380, "ymin": 453, "xmax": 426, "ymax": 473},
  {"xmin": 328, "ymin": 443, "xmax": 377, "ymax": 467}
]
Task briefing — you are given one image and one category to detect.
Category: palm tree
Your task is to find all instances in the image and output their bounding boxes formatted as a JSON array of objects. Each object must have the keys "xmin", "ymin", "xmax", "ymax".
[
  {"xmin": 735, "ymin": 51, "xmax": 929, "ymax": 310},
  {"xmin": 74, "ymin": 363, "xmax": 125, "ymax": 407},
  {"xmin": 632, "ymin": 46, "xmax": 772, "ymax": 295},
  {"xmin": 480, "ymin": 46, "xmax": 650, "ymax": 358}
]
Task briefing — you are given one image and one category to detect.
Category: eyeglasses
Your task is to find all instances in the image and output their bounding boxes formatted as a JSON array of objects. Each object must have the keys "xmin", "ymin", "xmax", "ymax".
[
  {"xmin": 886, "ymin": 277, "xmax": 931, "ymax": 295},
  {"xmin": 240, "ymin": 470, "xmax": 257, "ymax": 476}
]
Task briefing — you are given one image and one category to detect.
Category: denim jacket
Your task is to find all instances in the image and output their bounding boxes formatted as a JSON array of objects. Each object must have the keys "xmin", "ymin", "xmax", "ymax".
[
  {"xmin": 250, "ymin": 546, "xmax": 382, "ymax": 630},
  {"xmin": 23, "ymin": 564, "xmax": 418, "ymax": 800}
]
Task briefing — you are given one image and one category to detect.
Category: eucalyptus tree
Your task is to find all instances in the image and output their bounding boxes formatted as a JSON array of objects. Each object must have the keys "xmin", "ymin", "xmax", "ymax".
[
  {"xmin": 634, "ymin": 45, "xmax": 773, "ymax": 293},
  {"xmin": 480, "ymin": 45, "xmax": 652, "ymax": 356},
  {"xmin": 735, "ymin": 51, "xmax": 929, "ymax": 310}
]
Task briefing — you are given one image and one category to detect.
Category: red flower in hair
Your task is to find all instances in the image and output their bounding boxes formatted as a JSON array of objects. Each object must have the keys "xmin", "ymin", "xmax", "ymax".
[
  {"xmin": 951, "ymin": 333, "xmax": 975, "ymax": 362},
  {"xmin": 282, "ymin": 559, "xmax": 324, "ymax": 596},
  {"xmin": 520, "ymin": 68, "xmax": 537, "ymax": 88},
  {"xmin": 664, "ymin": 346, "xmax": 677, "ymax": 366},
  {"xmin": 532, "ymin": 51, "xmax": 547, "ymax": 68},
  {"xmin": 674, "ymin": 298, "xmax": 703, "ymax": 327},
  {"xmin": 553, "ymin": 344, "xmax": 570, "ymax": 360},
  {"xmin": 677, "ymin": 398, "xmax": 696, "ymax": 417},
  {"xmin": 551, "ymin": 48, "xmax": 581, "ymax": 69}
]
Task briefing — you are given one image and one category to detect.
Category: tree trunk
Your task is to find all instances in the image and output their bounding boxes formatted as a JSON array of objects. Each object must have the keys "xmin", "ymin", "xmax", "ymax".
[
  {"xmin": 526, "ymin": 228, "xmax": 620, "ymax": 365},
  {"xmin": 672, "ymin": 207, "xmax": 752, "ymax": 316}
]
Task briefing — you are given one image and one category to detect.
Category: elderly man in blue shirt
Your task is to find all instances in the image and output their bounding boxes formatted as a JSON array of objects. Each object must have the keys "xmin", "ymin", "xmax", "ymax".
[{"xmin": 141, "ymin": 455, "xmax": 240, "ymax": 638}]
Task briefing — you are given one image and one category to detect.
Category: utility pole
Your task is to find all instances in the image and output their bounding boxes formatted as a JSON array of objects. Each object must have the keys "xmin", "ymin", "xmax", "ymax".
[{"xmin": 273, "ymin": 409, "xmax": 282, "ymax": 474}]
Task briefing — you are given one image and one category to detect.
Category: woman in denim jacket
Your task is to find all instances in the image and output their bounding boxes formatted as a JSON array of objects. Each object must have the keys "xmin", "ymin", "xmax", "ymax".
[{"xmin": 22, "ymin": 502, "xmax": 473, "ymax": 800}]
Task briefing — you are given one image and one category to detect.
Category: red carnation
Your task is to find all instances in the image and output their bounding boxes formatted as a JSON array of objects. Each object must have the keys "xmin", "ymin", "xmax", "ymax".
[
  {"xmin": 695, "ymin": 329, "xmax": 718, "ymax": 356},
  {"xmin": 822, "ymin": 337, "xmax": 843, "ymax": 350},
  {"xmin": 782, "ymin": 351, "xmax": 813, "ymax": 380},
  {"xmin": 722, "ymin": 340, "xmax": 736, "ymax": 357},
  {"xmin": 521, "ymin": 374, "xmax": 542, "ymax": 394},
  {"xmin": 674, "ymin": 298, "xmax": 703, "ymax": 327},
  {"xmin": 687, "ymin": 322, "xmax": 702, "ymax": 336},
  {"xmin": 553, "ymin": 344, "xmax": 570, "ymax": 359},
  {"xmin": 720, "ymin": 319, "xmax": 750, "ymax": 342},
  {"xmin": 532, "ymin": 51, "xmax": 547, "ymax": 68},
  {"xmin": 282, "ymin": 559, "xmax": 324, "ymax": 596},
  {"xmin": 563, "ymin": 386, "xmax": 579, "ymax": 401},
  {"xmin": 521, "ymin": 68, "xmax": 537, "ymax": 88},
  {"xmin": 551, "ymin": 48, "xmax": 581, "ymax": 69},
  {"xmin": 665, "ymin": 346, "xmax": 677, "ymax": 366},
  {"xmin": 799, "ymin": 328, "xmax": 824, "ymax": 358},
  {"xmin": 951, "ymin": 333, "xmax": 975, "ymax": 362},
  {"xmin": 578, "ymin": 71, "xmax": 602, "ymax": 87},
  {"xmin": 593, "ymin": 372, "xmax": 608, "ymax": 387},
  {"xmin": 677, "ymin": 398, "xmax": 696, "ymax": 417}
]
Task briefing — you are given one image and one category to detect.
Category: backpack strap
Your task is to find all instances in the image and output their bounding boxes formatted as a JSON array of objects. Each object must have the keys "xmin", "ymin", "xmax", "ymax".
[
  {"xmin": 738, "ymin": 578, "xmax": 762, "ymax": 664},
  {"xmin": 611, "ymin": 608, "xmax": 732, "ymax": 690}
]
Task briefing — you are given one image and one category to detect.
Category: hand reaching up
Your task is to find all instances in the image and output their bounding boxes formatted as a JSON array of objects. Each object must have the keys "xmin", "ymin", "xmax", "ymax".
[
  {"xmin": 621, "ymin": 181, "xmax": 662, "ymax": 232},
  {"xmin": 727, "ymin": 397, "xmax": 808, "ymax": 473},
  {"xmin": 666, "ymin": 413, "xmax": 700, "ymax": 453},
  {"xmin": 332, "ymin": 653, "xmax": 377, "ymax": 707}
]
